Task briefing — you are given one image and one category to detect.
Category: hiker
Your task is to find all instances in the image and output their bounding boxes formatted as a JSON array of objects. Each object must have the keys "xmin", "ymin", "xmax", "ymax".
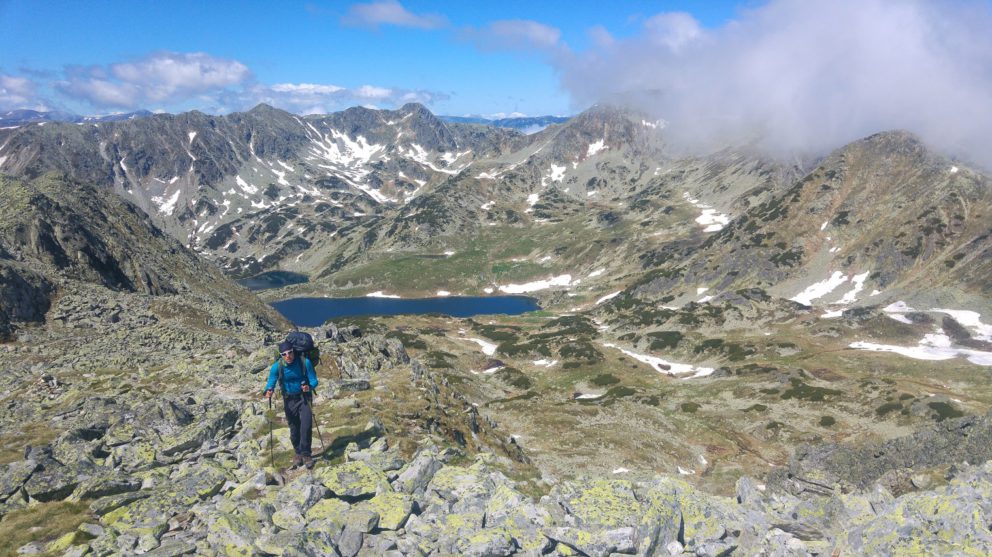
[{"xmin": 264, "ymin": 340, "xmax": 319, "ymax": 469}]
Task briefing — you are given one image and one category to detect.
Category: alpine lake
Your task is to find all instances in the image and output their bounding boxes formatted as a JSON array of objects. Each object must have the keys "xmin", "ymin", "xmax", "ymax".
[{"xmin": 272, "ymin": 295, "xmax": 542, "ymax": 326}]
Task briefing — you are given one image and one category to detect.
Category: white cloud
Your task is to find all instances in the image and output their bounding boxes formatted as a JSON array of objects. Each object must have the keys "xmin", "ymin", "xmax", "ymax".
[
  {"xmin": 354, "ymin": 85, "xmax": 392, "ymax": 99},
  {"xmin": 271, "ymin": 83, "xmax": 345, "ymax": 95},
  {"xmin": 0, "ymin": 74, "xmax": 47, "ymax": 110},
  {"xmin": 463, "ymin": 19, "xmax": 564, "ymax": 53},
  {"xmin": 342, "ymin": 0, "xmax": 446, "ymax": 30},
  {"xmin": 58, "ymin": 51, "xmax": 250, "ymax": 109},
  {"xmin": 559, "ymin": 0, "xmax": 992, "ymax": 167}
]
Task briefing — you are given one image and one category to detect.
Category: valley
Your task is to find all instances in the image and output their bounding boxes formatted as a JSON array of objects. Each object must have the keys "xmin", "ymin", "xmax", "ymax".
[{"xmin": 1, "ymin": 102, "xmax": 992, "ymax": 555}]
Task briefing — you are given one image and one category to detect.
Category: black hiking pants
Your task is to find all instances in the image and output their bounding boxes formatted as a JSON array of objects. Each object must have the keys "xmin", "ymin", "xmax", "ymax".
[{"xmin": 283, "ymin": 392, "xmax": 313, "ymax": 457}]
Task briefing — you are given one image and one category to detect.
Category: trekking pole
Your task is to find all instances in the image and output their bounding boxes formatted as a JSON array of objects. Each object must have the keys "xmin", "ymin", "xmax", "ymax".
[
  {"xmin": 301, "ymin": 384, "xmax": 326, "ymax": 453},
  {"xmin": 267, "ymin": 395, "xmax": 275, "ymax": 469}
]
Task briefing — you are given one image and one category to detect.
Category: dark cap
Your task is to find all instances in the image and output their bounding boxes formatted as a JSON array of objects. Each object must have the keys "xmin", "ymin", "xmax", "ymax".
[{"xmin": 278, "ymin": 341, "xmax": 293, "ymax": 354}]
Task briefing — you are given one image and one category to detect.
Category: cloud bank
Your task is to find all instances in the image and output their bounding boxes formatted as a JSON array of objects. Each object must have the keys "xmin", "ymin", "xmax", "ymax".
[
  {"xmin": 8, "ymin": 51, "xmax": 448, "ymax": 115},
  {"xmin": 56, "ymin": 52, "xmax": 251, "ymax": 109},
  {"xmin": 0, "ymin": 74, "xmax": 46, "ymax": 111},
  {"xmin": 558, "ymin": 0, "xmax": 992, "ymax": 166}
]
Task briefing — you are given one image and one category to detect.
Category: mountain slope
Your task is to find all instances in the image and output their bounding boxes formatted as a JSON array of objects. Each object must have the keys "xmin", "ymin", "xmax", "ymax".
[
  {"xmin": 627, "ymin": 131, "xmax": 992, "ymax": 311},
  {"xmin": 0, "ymin": 173, "xmax": 287, "ymax": 338}
]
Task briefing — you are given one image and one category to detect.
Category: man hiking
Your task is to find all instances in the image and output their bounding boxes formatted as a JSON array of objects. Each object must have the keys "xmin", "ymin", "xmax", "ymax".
[{"xmin": 264, "ymin": 340, "xmax": 319, "ymax": 469}]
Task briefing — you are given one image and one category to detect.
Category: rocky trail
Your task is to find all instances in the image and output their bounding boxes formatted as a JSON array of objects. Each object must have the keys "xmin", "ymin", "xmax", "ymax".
[{"xmin": 2, "ymin": 323, "xmax": 992, "ymax": 557}]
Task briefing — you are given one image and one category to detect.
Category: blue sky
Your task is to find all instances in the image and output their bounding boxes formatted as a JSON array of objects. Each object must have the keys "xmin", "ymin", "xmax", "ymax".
[
  {"xmin": 0, "ymin": 0, "xmax": 749, "ymax": 117},
  {"xmin": 3, "ymin": 0, "xmax": 992, "ymax": 168}
]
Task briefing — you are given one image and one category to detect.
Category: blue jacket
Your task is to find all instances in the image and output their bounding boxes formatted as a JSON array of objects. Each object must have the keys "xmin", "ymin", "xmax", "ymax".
[{"xmin": 266, "ymin": 356, "xmax": 318, "ymax": 395}]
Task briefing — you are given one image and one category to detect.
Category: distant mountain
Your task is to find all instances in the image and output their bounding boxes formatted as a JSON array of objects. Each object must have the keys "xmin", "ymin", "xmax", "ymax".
[
  {"xmin": 439, "ymin": 114, "xmax": 570, "ymax": 134},
  {"xmin": 2, "ymin": 101, "xmax": 990, "ymax": 319},
  {"xmin": 0, "ymin": 109, "xmax": 154, "ymax": 127},
  {"xmin": 0, "ymin": 102, "xmax": 528, "ymax": 276}
]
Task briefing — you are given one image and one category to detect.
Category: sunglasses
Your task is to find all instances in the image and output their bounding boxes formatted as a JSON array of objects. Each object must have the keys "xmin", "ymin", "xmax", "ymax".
[{"xmin": 280, "ymin": 350, "xmax": 294, "ymax": 357}]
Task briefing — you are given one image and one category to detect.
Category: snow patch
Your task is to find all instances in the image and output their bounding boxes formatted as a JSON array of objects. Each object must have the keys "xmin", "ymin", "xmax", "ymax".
[
  {"xmin": 187, "ymin": 131, "xmax": 196, "ymax": 144},
  {"xmin": 586, "ymin": 139, "xmax": 608, "ymax": 157},
  {"xmin": 588, "ymin": 268, "xmax": 605, "ymax": 278},
  {"xmin": 820, "ymin": 221, "xmax": 829, "ymax": 231},
  {"xmin": 436, "ymin": 290, "xmax": 451, "ymax": 297},
  {"xmin": 789, "ymin": 271, "xmax": 848, "ymax": 306},
  {"xmin": 850, "ymin": 336, "xmax": 992, "ymax": 366},
  {"xmin": 837, "ymin": 271, "xmax": 870, "ymax": 305},
  {"xmin": 596, "ymin": 291, "xmax": 622, "ymax": 305},
  {"xmin": 272, "ymin": 168, "xmax": 290, "ymax": 187},
  {"xmin": 931, "ymin": 309, "xmax": 992, "ymax": 342},
  {"xmin": 498, "ymin": 274, "xmax": 572, "ymax": 294},
  {"xmin": 950, "ymin": 166, "xmax": 959, "ymax": 173},
  {"xmin": 466, "ymin": 338, "xmax": 497, "ymax": 356},
  {"xmin": 602, "ymin": 343, "xmax": 714, "ymax": 378},
  {"xmin": 236, "ymin": 175, "xmax": 258, "ymax": 195},
  {"xmin": 683, "ymin": 193, "xmax": 729, "ymax": 232},
  {"xmin": 533, "ymin": 359, "xmax": 558, "ymax": 367},
  {"xmin": 151, "ymin": 190, "xmax": 181, "ymax": 215},
  {"xmin": 366, "ymin": 291, "xmax": 401, "ymax": 299}
]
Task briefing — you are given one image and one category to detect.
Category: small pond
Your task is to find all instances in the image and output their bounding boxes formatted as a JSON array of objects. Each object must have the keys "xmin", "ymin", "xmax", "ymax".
[
  {"xmin": 272, "ymin": 296, "xmax": 541, "ymax": 326},
  {"xmin": 238, "ymin": 271, "xmax": 309, "ymax": 291}
]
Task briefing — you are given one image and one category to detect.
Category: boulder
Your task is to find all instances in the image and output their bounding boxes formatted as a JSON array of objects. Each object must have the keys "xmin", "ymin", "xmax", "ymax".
[{"xmin": 316, "ymin": 461, "xmax": 390, "ymax": 500}]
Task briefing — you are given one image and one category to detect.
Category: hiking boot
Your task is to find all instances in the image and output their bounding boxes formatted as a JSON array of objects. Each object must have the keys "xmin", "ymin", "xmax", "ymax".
[
  {"xmin": 291, "ymin": 454, "xmax": 304, "ymax": 468},
  {"xmin": 304, "ymin": 456, "xmax": 315, "ymax": 470}
]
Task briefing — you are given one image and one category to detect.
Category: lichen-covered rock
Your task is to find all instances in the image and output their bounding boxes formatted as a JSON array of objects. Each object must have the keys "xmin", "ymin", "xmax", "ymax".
[
  {"xmin": 360, "ymin": 490, "xmax": 412, "ymax": 530},
  {"xmin": 275, "ymin": 474, "xmax": 329, "ymax": 513},
  {"xmin": 272, "ymin": 506, "xmax": 307, "ymax": 531},
  {"xmin": 70, "ymin": 472, "xmax": 142, "ymax": 501},
  {"xmin": 456, "ymin": 527, "xmax": 518, "ymax": 557},
  {"xmin": 141, "ymin": 539, "xmax": 198, "ymax": 556},
  {"xmin": 393, "ymin": 448, "xmax": 443, "ymax": 495},
  {"xmin": 316, "ymin": 461, "xmax": 390, "ymax": 500},
  {"xmin": 346, "ymin": 437, "xmax": 405, "ymax": 472},
  {"xmin": 847, "ymin": 463, "xmax": 992, "ymax": 556},
  {"xmin": 255, "ymin": 530, "xmax": 307, "ymax": 555},
  {"xmin": 22, "ymin": 458, "xmax": 80, "ymax": 502},
  {"xmin": 171, "ymin": 459, "xmax": 230, "ymax": 500},
  {"xmin": 0, "ymin": 459, "xmax": 38, "ymax": 503},
  {"xmin": 203, "ymin": 508, "xmax": 264, "ymax": 557},
  {"xmin": 544, "ymin": 526, "xmax": 637, "ymax": 557},
  {"xmin": 551, "ymin": 479, "xmax": 642, "ymax": 529},
  {"xmin": 642, "ymin": 476, "xmax": 743, "ymax": 550},
  {"xmin": 485, "ymin": 484, "xmax": 552, "ymax": 553}
]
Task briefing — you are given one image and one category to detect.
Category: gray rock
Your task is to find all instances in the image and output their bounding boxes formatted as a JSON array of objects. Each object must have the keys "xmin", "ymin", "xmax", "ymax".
[
  {"xmin": 0, "ymin": 460, "xmax": 39, "ymax": 503},
  {"xmin": 337, "ymin": 528, "xmax": 364, "ymax": 557},
  {"xmin": 22, "ymin": 459, "xmax": 80, "ymax": 502},
  {"xmin": 142, "ymin": 540, "xmax": 198, "ymax": 556},
  {"xmin": 393, "ymin": 449, "xmax": 442, "ymax": 495},
  {"xmin": 456, "ymin": 527, "xmax": 518, "ymax": 557},
  {"xmin": 346, "ymin": 508, "xmax": 380, "ymax": 533},
  {"xmin": 71, "ymin": 473, "xmax": 142, "ymax": 500}
]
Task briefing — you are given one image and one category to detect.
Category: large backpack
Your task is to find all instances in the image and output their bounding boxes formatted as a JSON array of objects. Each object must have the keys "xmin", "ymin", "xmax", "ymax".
[
  {"xmin": 285, "ymin": 330, "xmax": 320, "ymax": 367},
  {"xmin": 275, "ymin": 331, "xmax": 320, "ymax": 392}
]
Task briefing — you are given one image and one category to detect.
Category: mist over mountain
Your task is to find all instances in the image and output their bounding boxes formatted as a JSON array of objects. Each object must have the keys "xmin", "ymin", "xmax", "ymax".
[{"xmin": 558, "ymin": 0, "xmax": 992, "ymax": 169}]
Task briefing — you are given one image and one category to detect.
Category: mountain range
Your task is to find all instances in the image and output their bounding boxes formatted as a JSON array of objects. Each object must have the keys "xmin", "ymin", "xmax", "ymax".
[{"xmin": 2, "ymin": 100, "xmax": 992, "ymax": 554}]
